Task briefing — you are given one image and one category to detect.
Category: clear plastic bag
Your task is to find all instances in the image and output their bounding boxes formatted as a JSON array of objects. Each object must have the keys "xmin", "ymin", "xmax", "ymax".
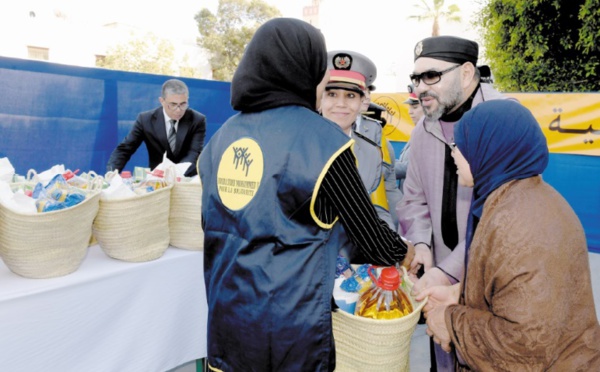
[{"xmin": 33, "ymin": 174, "xmax": 86, "ymax": 213}]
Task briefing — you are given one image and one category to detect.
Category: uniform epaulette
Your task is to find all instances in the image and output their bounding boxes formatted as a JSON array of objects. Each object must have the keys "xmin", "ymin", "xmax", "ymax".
[
  {"xmin": 353, "ymin": 131, "xmax": 381, "ymax": 148},
  {"xmin": 361, "ymin": 115, "xmax": 382, "ymax": 125}
]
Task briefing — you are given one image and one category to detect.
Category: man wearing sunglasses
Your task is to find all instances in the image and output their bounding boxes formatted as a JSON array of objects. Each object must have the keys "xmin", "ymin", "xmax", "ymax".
[
  {"xmin": 395, "ymin": 36, "xmax": 516, "ymax": 371},
  {"xmin": 107, "ymin": 79, "xmax": 206, "ymax": 177}
]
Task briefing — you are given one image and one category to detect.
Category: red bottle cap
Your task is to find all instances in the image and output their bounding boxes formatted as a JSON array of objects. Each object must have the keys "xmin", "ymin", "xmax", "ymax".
[
  {"xmin": 63, "ymin": 170, "xmax": 75, "ymax": 180},
  {"xmin": 378, "ymin": 267, "xmax": 401, "ymax": 291},
  {"xmin": 121, "ymin": 171, "xmax": 132, "ymax": 179}
]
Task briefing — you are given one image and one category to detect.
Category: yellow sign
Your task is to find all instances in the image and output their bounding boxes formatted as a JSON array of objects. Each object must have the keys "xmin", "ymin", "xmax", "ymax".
[
  {"xmin": 373, "ymin": 92, "xmax": 600, "ymax": 156},
  {"xmin": 372, "ymin": 94, "xmax": 413, "ymax": 142},
  {"xmin": 216, "ymin": 138, "xmax": 264, "ymax": 210}
]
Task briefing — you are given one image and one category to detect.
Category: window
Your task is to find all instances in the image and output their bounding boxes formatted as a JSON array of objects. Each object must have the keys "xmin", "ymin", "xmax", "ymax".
[{"xmin": 27, "ymin": 46, "xmax": 49, "ymax": 61}]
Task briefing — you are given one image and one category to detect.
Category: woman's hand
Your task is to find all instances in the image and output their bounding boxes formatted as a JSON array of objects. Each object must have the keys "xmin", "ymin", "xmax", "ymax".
[
  {"xmin": 416, "ymin": 283, "xmax": 460, "ymax": 313},
  {"xmin": 411, "ymin": 267, "xmax": 451, "ymax": 296},
  {"xmin": 418, "ymin": 283, "xmax": 460, "ymax": 353},
  {"xmin": 425, "ymin": 305, "xmax": 453, "ymax": 353}
]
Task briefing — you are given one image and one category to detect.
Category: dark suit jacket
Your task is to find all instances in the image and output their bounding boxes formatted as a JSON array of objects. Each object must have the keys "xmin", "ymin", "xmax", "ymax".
[{"xmin": 107, "ymin": 107, "xmax": 206, "ymax": 176}]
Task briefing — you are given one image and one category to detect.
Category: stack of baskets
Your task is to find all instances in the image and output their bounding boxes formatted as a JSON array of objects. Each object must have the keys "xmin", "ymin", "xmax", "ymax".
[
  {"xmin": 0, "ymin": 172, "xmax": 102, "ymax": 279},
  {"xmin": 332, "ymin": 267, "xmax": 427, "ymax": 372},
  {"xmin": 169, "ymin": 180, "xmax": 203, "ymax": 251}
]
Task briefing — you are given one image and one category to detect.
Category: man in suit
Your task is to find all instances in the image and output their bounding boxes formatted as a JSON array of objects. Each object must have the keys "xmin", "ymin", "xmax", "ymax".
[{"xmin": 107, "ymin": 79, "xmax": 206, "ymax": 177}]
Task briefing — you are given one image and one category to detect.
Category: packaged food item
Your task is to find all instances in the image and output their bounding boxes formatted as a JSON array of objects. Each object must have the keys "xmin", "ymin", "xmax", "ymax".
[
  {"xmin": 333, "ymin": 256, "xmax": 360, "ymax": 313},
  {"xmin": 63, "ymin": 169, "xmax": 88, "ymax": 189},
  {"xmin": 33, "ymin": 174, "xmax": 87, "ymax": 212},
  {"xmin": 36, "ymin": 191, "xmax": 85, "ymax": 212},
  {"xmin": 333, "ymin": 277, "xmax": 359, "ymax": 314},
  {"xmin": 10, "ymin": 180, "xmax": 34, "ymax": 196},
  {"xmin": 354, "ymin": 266, "xmax": 413, "ymax": 320},
  {"xmin": 134, "ymin": 166, "xmax": 151, "ymax": 182},
  {"xmin": 32, "ymin": 173, "xmax": 68, "ymax": 200},
  {"xmin": 121, "ymin": 171, "xmax": 133, "ymax": 188},
  {"xmin": 340, "ymin": 262, "xmax": 373, "ymax": 294},
  {"xmin": 336, "ymin": 255, "xmax": 353, "ymax": 278},
  {"xmin": 134, "ymin": 169, "xmax": 168, "ymax": 194}
]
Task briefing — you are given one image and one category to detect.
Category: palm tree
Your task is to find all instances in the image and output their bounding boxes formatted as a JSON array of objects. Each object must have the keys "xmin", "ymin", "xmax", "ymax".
[{"xmin": 408, "ymin": 0, "xmax": 461, "ymax": 36}]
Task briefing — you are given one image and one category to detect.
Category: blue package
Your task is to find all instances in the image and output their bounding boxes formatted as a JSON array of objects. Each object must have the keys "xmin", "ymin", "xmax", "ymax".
[
  {"xmin": 336, "ymin": 255, "xmax": 352, "ymax": 278},
  {"xmin": 340, "ymin": 276, "xmax": 361, "ymax": 293},
  {"xmin": 355, "ymin": 264, "xmax": 372, "ymax": 280}
]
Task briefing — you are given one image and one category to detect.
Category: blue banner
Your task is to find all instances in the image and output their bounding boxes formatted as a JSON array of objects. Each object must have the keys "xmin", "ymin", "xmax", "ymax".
[{"xmin": 0, "ymin": 56, "xmax": 235, "ymax": 176}]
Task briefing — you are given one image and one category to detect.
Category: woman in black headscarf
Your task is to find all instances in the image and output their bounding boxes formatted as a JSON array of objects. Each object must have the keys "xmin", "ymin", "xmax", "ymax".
[{"xmin": 199, "ymin": 18, "xmax": 413, "ymax": 371}]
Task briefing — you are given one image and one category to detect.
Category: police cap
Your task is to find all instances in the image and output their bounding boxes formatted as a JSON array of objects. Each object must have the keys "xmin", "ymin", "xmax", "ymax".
[
  {"xmin": 403, "ymin": 92, "xmax": 419, "ymax": 105},
  {"xmin": 326, "ymin": 50, "xmax": 377, "ymax": 95},
  {"xmin": 403, "ymin": 83, "xmax": 419, "ymax": 104}
]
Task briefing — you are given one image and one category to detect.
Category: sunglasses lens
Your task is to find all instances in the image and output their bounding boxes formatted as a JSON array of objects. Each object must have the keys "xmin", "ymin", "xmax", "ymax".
[{"xmin": 423, "ymin": 71, "xmax": 440, "ymax": 82}]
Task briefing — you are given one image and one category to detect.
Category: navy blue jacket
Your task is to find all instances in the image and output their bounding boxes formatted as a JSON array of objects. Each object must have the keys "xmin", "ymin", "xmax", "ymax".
[{"xmin": 200, "ymin": 106, "xmax": 352, "ymax": 371}]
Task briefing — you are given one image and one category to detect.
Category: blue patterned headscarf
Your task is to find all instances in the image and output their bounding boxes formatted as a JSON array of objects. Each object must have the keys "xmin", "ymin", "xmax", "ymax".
[{"xmin": 454, "ymin": 100, "xmax": 549, "ymax": 250}]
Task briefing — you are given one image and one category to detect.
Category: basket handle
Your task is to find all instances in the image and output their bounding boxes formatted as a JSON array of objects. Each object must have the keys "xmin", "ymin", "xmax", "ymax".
[
  {"xmin": 26, "ymin": 169, "xmax": 39, "ymax": 182},
  {"xmin": 367, "ymin": 266, "xmax": 379, "ymax": 287},
  {"xmin": 104, "ymin": 170, "xmax": 117, "ymax": 183},
  {"xmin": 86, "ymin": 171, "xmax": 105, "ymax": 191}
]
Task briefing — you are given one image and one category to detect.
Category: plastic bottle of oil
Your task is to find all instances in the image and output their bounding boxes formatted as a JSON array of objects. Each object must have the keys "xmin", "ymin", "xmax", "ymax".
[{"xmin": 354, "ymin": 266, "xmax": 413, "ymax": 320}]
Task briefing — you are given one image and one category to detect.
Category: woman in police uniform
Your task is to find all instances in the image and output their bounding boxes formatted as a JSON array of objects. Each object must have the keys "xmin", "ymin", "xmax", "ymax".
[{"xmin": 320, "ymin": 50, "xmax": 399, "ymax": 261}]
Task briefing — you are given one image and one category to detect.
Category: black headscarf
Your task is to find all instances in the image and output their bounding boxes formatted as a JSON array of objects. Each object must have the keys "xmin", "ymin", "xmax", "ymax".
[{"xmin": 231, "ymin": 18, "xmax": 327, "ymax": 113}]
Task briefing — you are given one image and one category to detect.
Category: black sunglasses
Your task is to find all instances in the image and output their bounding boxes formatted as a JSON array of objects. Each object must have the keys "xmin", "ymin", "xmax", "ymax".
[{"xmin": 410, "ymin": 64, "xmax": 461, "ymax": 87}]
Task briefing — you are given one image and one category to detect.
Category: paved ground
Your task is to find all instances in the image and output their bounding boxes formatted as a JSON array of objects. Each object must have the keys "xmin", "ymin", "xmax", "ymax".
[
  {"xmin": 170, "ymin": 323, "xmax": 432, "ymax": 372},
  {"xmin": 172, "ymin": 253, "xmax": 600, "ymax": 372}
]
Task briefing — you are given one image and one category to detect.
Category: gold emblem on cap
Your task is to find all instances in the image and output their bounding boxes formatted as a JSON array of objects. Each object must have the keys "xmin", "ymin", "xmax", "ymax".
[
  {"xmin": 333, "ymin": 54, "xmax": 352, "ymax": 70},
  {"xmin": 415, "ymin": 41, "xmax": 423, "ymax": 56}
]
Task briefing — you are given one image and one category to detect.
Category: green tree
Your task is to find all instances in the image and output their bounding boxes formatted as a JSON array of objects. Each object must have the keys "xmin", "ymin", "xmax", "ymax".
[
  {"xmin": 195, "ymin": 0, "xmax": 281, "ymax": 81},
  {"xmin": 178, "ymin": 53, "xmax": 204, "ymax": 79},
  {"xmin": 408, "ymin": 0, "xmax": 461, "ymax": 36},
  {"xmin": 477, "ymin": 0, "xmax": 600, "ymax": 92},
  {"xmin": 97, "ymin": 33, "xmax": 176, "ymax": 76}
]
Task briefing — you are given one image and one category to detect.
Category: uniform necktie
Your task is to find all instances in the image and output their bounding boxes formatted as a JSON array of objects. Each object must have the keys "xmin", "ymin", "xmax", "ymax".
[{"xmin": 168, "ymin": 119, "xmax": 177, "ymax": 153}]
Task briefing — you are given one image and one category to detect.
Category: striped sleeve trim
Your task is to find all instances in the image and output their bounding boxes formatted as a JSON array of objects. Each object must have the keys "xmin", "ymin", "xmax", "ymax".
[
  {"xmin": 318, "ymin": 148, "xmax": 408, "ymax": 266},
  {"xmin": 310, "ymin": 139, "xmax": 355, "ymax": 229}
]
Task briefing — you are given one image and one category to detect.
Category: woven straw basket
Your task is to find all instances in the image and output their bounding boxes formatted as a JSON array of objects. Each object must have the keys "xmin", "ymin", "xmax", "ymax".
[
  {"xmin": 169, "ymin": 181, "xmax": 203, "ymax": 250},
  {"xmin": 0, "ymin": 190, "xmax": 101, "ymax": 279},
  {"xmin": 332, "ymin": 267, "xmax": 427, "ymax": 372},
  {"xmin": 93, "ymin": 185, "xmax": 173, "ymax": 262}
]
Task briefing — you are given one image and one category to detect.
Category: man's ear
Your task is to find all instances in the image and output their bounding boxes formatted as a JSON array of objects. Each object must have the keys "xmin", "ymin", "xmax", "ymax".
[{"xmin": 462, "ymin": 62, "xmax": 477, "ymax": 89}]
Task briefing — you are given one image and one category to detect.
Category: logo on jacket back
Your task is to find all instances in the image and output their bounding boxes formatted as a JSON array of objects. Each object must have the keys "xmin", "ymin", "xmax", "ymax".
[{"xmin": 217, "ymin": 137, "xmax": 263, "ymax": 210}]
